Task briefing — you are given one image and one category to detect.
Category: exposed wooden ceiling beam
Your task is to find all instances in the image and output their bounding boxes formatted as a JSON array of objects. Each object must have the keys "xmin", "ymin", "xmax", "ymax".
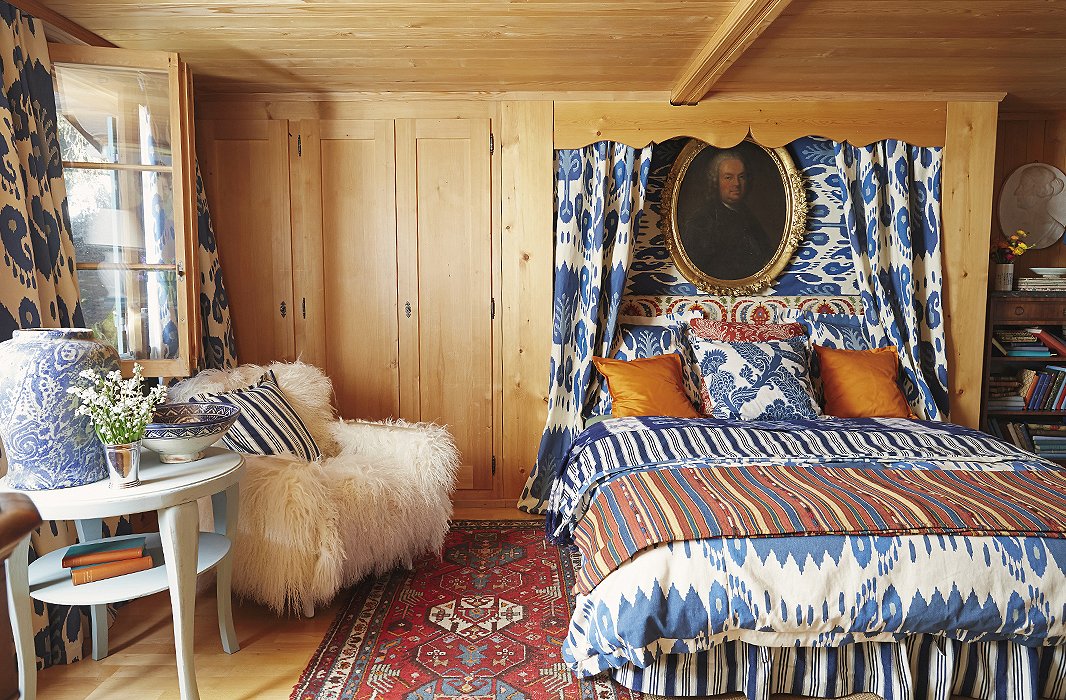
[
  {"xmin": 671, "ymin": 0, "xmax": 793, "ymax": 106},
  {"xmin": 7, "ymin": 0, "xmax": 115, "ymax": 47}
]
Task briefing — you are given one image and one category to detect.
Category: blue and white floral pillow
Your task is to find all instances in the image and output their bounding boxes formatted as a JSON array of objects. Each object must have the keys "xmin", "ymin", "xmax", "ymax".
[{"xmin": 688, "ymin": 334, "xmax": 821, "ymax": 421}]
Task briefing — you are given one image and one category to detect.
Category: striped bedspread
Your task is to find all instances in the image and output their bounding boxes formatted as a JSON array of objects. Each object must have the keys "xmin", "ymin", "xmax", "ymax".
[
  {"xmin": 572, "ymin": 464, "xmax": 1066, "ymax": 594},
  {"xmin": 547, "ymin": 415, "xmax": 1051, "ymax": 546}
]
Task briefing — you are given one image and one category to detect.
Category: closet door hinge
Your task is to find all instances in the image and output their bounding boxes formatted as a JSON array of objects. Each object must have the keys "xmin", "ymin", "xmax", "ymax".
[
  {"xmin": 490, "ymin": 297, "xmax": 495, "ymax": 320},
  {"xmin": 297, "ymin": 134, "xmax": 302, "ymax": 157},
  {"xmin": 491, "ymin": 455, "xmax": 496, "ymax": 476},
  {"xmin": 489, "ymin": 133, "xmax": 494, "ymax": 155}
]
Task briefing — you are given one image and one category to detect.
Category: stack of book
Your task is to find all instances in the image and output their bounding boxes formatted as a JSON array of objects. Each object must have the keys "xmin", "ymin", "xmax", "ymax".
[
  {"xmin": 1031, "ymin": 424, "xmax": 1066, "ymax": 459},
  {"xmin": 62, "ymin": 537, "xmax": 152, "ymax": 585},
  {"xmin": 987, "ymin": 420, "xmax": 1066, "ymax": 459},
  {"xmin": 991, "ymin": 329, "xmax": 1053, "ymax": 357},
  {"xmin": 987, "ymin": 374, "xmax": 1025, "ymax": 410},
  {"xmin": 987, "ymin": 367, "xmax": 1066, "ymax": 411},
  {"xmin": 1016, "ymin": 277, "xmax": 1066, "ymax": 292}
]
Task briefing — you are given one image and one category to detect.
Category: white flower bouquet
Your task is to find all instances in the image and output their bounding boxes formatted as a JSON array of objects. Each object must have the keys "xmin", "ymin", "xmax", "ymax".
[{"xmin": 67, "ymin": 363, "xmax": 167, "ymax": 446}]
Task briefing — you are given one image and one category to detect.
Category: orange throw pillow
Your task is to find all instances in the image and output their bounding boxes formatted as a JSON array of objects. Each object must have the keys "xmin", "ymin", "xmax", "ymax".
[
  {"xmin": 814, "ymin": 345, "xmax": 913, "ymax": 419},
  {"xmin": 592, "ymin": 354, "xmax": 700, "ymax": 418}
]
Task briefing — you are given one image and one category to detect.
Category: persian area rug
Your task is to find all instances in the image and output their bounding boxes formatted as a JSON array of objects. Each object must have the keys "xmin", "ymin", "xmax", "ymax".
[{"xmin": 290, "ymin": 520, "xmax": 631, "ymax": 700}]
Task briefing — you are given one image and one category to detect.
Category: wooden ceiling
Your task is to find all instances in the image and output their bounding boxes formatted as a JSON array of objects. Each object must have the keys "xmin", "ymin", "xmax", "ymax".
[{"xmin": 29, "ymin": 0, "xmax": 1066, "ymax": 111}]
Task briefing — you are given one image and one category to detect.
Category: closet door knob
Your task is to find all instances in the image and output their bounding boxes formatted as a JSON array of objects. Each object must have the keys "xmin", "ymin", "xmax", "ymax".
[
  {"xmin": 280, "ymin": 301, "xmax": 287, "ymax": 318},
  {"xmin": 404, "ymin": 301, "xmax": 412, "ymax": 318}
]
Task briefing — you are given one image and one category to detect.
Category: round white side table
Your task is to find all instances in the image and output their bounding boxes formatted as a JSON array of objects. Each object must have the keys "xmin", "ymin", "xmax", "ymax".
[{"xmin": 2, "ymin": 447, "xmax": 244, "ymax": 700}]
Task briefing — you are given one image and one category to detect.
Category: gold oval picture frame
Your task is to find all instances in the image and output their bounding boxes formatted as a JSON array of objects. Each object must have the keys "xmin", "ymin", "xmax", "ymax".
[{"xmin": 662, "ymin": 138, "xmax": 808, "ymax": 295}]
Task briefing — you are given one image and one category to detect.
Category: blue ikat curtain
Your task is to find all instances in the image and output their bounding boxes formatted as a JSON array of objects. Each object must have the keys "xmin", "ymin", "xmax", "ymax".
[
  {"xmin": 835, "ymin": 140, "xmax": 950, "ymax": 420},
  {"xmin": 0, "ymin": 5, "xmax": 82, "ymax": 339},
  {"xmin": 194, "ymin": 162, "xmax": 237, "ymax": 369},
  {"xmin": 518, "ymin": 142, "xmax": 652, "ymax": 513},
  {"xmin": 0, "ymin": 3, "xmax": 133, "ymax": 670}
]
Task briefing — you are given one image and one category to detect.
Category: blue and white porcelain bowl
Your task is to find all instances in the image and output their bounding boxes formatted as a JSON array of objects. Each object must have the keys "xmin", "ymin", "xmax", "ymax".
[{"xmin": 142, "ymin": 403, "xmax": 240, "ymax": 463}]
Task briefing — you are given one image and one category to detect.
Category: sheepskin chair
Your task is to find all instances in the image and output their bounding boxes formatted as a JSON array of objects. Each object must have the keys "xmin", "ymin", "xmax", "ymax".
[{"xmin": 168, "ymin": 361, "xmax": 459, "ymax": 617}]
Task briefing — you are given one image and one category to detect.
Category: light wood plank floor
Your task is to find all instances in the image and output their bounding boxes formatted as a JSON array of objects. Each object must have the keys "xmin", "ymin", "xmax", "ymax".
[{"xmin": 36, "ymin": 508, "xmax": 538, "ymax": 699}]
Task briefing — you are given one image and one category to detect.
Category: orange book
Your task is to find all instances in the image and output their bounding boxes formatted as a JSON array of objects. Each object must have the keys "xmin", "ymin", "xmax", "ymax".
[
  {"xmin": 1036, "ymin": 330, "xmax": 1066, "ymax": 356},
  {"xmin": 61, "ymin": 540, "xmax": 145, "ymax": 568},
  {"xmin": 71, "ymin": 556, "xmax": 153, "ymax": 585}
]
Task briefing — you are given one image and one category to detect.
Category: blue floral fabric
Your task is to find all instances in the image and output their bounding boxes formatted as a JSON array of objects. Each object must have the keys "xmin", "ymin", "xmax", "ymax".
[
  {"xmin": 0, "ymin": 4, "xmax": 100, "ymax": 670},
  {"xmin": 688, "ymin": 335, "xmax": 820, "ymax": 421},
  {"xmin": 779, "ymin": 309, "xmax": 869, "ymax": 351},
  {"xmin": 836, "ymin": 141, "xmax": 949, "ymax": 420},
  {"xmin": 626, "ymin": 136, "xmax": 859, "ymax": 298},
  {"xmin": 194, "ymin": 163, "xmax": 237, "ymax": 369},
  {"xmin": 518, "ymin": 142, "xmax": 652, "ymax": 513},
  {"xmin": 591, "ymin": 319, "xmax": 702, "ymax": 415},
  {"xmin": 0, "ymin": 5, "xmax": 83, "ymax": 340}
]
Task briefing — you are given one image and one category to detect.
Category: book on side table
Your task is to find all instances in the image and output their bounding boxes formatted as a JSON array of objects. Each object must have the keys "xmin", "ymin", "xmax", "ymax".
[{"xmin": 62, "ymin": 536, "xmax": 153, "ymax": 585}]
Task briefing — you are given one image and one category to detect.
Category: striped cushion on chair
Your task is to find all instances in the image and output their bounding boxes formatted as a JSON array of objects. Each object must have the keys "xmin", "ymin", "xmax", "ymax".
[{"xmin": 194, "ymin": 371, "xmax": 322, "ymax": 461}]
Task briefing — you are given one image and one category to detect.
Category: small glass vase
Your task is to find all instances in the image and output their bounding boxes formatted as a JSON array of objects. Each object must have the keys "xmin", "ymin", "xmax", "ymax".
[
  {"xmin": 104, "ymin": 442, "xmax": 141, "ymax": 489},
  {"xmin": 993, "ymin": 262, "xmax": 1015, "ymax": 291}
]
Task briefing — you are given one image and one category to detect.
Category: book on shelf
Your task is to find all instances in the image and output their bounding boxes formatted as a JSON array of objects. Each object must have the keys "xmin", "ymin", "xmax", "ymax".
[
  {"xmin": 1031, "ymin": 329, "xmax": 1066, "ymax": 356},
  {"xmin": 1028, "ymin": 423, "xmax": 1066, "ymax": 433},
  {"xmin": 61, "ymin": 536, "xmax": 146, "ymax": 568},
  {"xmin": 985, "ymin": 367, "xmax": 1066, "ymax": 411},
  {"xmin": 991, "ymin": 337, "xmax": 1052, "ymax": 357},
  {"xmin": 995, "ymin": 329, "xmax": 1041, "ymax": 342},
  {"xmin": 1016, "ymin": 279, "xmax": 1066, "ymax": 290},
  {"xmin": 70, "ymin": 555, "xmax": 153, "ymax": 585},
  {"xmin": 1022, "ymin": 369, "xmax": 1039, "ymax": 404}
]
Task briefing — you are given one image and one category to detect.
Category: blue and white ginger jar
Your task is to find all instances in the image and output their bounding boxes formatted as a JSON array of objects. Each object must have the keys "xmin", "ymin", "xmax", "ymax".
[{"xmin": 0, "ymin": 328, "xmax": 120, "ymax": 490}]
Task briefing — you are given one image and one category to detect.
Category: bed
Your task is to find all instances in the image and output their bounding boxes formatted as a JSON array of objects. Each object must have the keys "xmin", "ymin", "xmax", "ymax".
[{"xmin": 547, "ymin": 415, "xmax": 1066, "ymax": 699}]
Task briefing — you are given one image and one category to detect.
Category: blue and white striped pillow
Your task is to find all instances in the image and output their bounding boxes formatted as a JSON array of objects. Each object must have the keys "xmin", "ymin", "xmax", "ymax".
[{"xmin": 194, "ymin": 371, "xmax": 322, "ymax": 461}]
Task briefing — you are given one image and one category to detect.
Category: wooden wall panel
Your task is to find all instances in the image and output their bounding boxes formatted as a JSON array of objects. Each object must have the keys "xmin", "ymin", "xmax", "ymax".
[
  {"xmin": 942, "ymin": 101, "xmax": 1000, "ymax": 428},
  {"xmin": 992, "ymin": 116, "xmax": 1066, "ymax": 271},
  {"xmin": 397, "ymin": 118, "xmax": 495, "ymax": 492},
  {"xmin": 294, "ymin": 120, "xmax": 401, "ymax": 421},
  {"xmin": 500, "ymin": 101, "xmax": 553, "ymax": 501},
  {"xmin": 554, "ymin": 100, "xmax": 949, "ymax": 149},
  {"xmin": 196, "ymin": 119, "xmax": 294, "ymax": 366}
]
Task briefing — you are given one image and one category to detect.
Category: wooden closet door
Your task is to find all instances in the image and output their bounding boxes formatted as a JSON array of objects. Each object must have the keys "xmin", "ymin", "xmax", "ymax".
[
  {"xmin": 197, "ymin": 120, "xmax": 294, "ymax": 365},
  {"xmin": 291, "ymin": 120, "xmax": 400, "ymax": 421},
  {"xmin": 397, "ymin": 119, "xmax": 494, "ymax": 491}
]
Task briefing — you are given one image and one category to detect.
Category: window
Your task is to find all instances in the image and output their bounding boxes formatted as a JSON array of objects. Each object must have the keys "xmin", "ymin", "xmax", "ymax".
[{"xmin": 51, "ymin": 44, "xmax": 197, "ymax": 377}]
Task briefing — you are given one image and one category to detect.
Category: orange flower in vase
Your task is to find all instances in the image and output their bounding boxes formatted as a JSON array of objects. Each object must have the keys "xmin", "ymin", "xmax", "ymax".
[
  {"xmin": 991, "ymin": 230, "xmax": 1031, "ymax": 291},
  {"xmin": 991, "ymin": 229, "xmax": 1032, "ymax": 264}
]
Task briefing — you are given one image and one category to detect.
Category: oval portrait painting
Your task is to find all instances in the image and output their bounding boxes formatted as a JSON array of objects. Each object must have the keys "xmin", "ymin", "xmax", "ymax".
[
  {"xmin": 663, "ymin": 138, "xmax": 807, "ymax": 294},
  {"xmin": 998, "ymin": 162, "xmax": 1066, "ymax": 249}
]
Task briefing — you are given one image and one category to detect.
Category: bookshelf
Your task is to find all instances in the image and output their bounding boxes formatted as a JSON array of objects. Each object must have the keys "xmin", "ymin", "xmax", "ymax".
[{"xmin": 982, "ymin": 291, "xmax": 1066, "ymax": 462}]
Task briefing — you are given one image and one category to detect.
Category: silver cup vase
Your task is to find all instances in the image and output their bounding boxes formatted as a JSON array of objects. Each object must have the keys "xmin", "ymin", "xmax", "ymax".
[{"xmin": 104, "ymin": 442, "xmax": 141, "ymax": 488}]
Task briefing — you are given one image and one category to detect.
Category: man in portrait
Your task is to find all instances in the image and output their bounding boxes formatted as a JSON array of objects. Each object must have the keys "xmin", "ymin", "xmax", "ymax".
[{"xmin": 678, "ymin": 148, "xmax": 777, "ymax": 280}]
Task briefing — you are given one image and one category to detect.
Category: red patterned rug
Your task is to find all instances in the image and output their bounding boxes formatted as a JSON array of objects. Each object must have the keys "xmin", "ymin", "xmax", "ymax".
[{"xmin": 290, "ymin": 520, "xmax": 635, "ymax": 700}]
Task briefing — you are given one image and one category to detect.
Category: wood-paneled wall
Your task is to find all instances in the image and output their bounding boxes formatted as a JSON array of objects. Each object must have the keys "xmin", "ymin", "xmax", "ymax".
[{"xmin": 993, "ymin": 115, "xmax": 1066, "ymax": 269}]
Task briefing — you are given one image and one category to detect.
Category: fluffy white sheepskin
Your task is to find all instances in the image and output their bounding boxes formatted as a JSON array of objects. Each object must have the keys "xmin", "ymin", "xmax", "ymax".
[
  {"xmin": 169, "ymin": 363, "xmax": 459, "ymax": 615},
  {"xmin": 329, "ymin": 419, "xmax": 458, "ymax": 583}
]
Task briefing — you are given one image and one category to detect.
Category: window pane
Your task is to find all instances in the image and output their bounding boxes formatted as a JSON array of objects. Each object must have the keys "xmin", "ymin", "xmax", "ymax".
[
  {"xmin": 78, "ymin": 268, "xmax": 180, "ymax": 361},
  {"xmin": 67, "ymin": 168, "xmax": 176, "ymax": 265},
  {"xmin": 54, "ymin": 64, "xmax": 172, "ymax": 167}
]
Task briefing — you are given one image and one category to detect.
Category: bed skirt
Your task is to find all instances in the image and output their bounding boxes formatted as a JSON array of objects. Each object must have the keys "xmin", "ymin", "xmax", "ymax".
[{"xmin": 610, "ymin": 637, "xmax": 1066, "ymax": 700}]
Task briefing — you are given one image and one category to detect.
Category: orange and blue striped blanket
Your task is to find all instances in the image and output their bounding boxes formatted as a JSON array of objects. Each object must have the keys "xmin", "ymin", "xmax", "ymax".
[{"xmin": 572, "ymin": 464, "xmax": 1066, "ymax": 594}]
